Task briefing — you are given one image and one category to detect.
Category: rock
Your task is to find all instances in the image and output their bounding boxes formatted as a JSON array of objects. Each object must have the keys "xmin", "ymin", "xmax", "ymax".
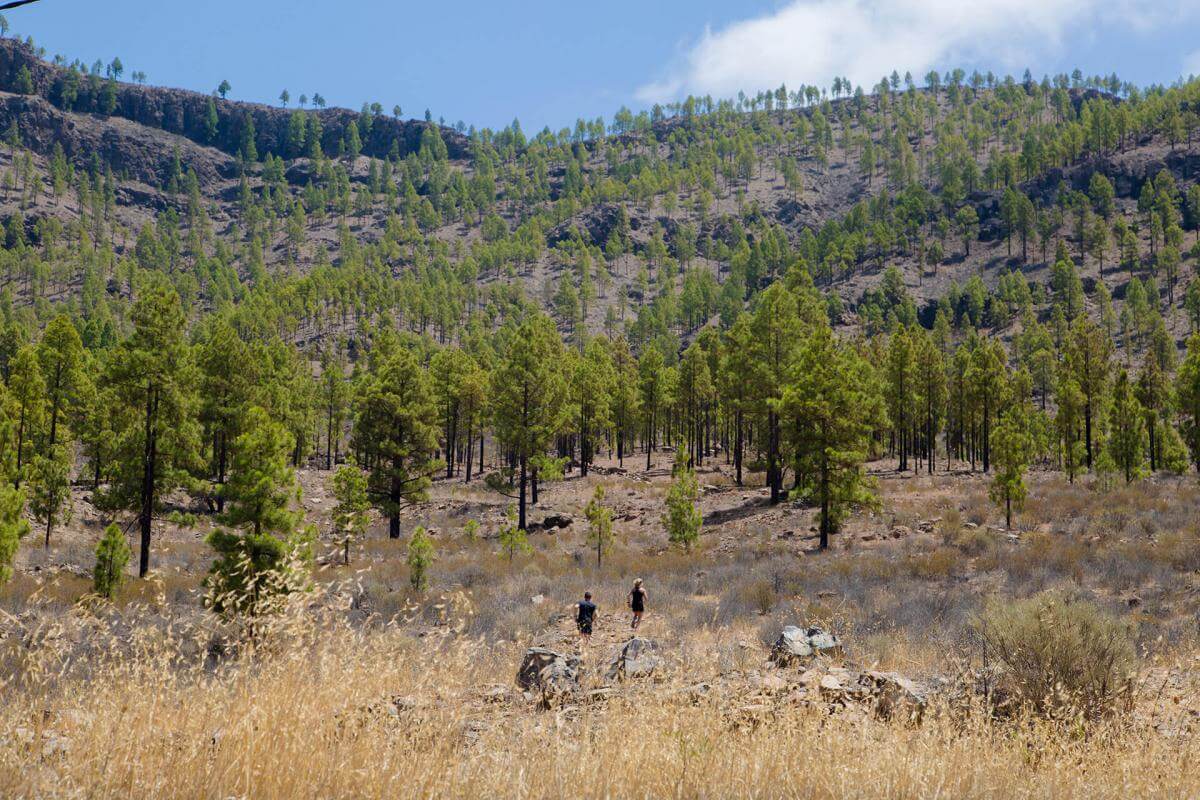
[
  {"xmin": 542, "ymin": 514, "xmax": 573, "ymax": 529},
  {"xmin": 819, "ymin": 674, "xmax": 845, "ymax": 693},
  {"xmin": 770, "ymin": 626, "xmax": 843, "ymax": 666},
  {"xmin": 754, "ymin": 672, "xmax": 789, "ymax": 692},
  {"xmin": 859, "ymin": 670, "xmax": 927, "ymax": 721},
  {"xmin": 606, "ymin": 637, "xmax": 663, "ymax": 681},
  {"xmin": 530, "ymin": 594, "xmax": 545, "ymax": 605},
  {"xmin": 480, "ymin": 685, "xmax": 511, "ymax": 704},
  {"xmin": 516, "ymin": 648, "xmax": 581, "ymax": 695},
  {"xmin": 890, "ymin": 526, "xmax": 912, "ymax": 539}
]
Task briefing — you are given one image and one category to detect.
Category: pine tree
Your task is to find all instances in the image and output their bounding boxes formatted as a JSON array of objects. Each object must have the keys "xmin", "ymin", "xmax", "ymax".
[
  {"xmin": 990, "ymin": 408, "xmax": 1032, "ymax": 528},
  {"xmin": 716, "ymin": 315, "xmax": 754, "ymax": 484},
  {"xmin": 101, "ymin": 277, "xmax": 202, "ymax": 577},
  {"xmin": 1055, "ymin": 369, "xmax": 1087, "ymax": 483},
  {"xmin": 204, "ymin": 98, "xmax": 219, "ymax": 143},
  {"xmin": 1109, "ymin": 369, "xmax": 1146, "ymax": 483},
  {"xmin": 8, "ymin": 344, "xmax": 43, "ymax": 486},
  {"xmin": 491, "ymin": 315, "xmax": 567, "ymax": 531},
  {"xmin": 570, "ymin": 338, "xmax": 615, "ymax": 476},
  {"xmin": 584, "ymin": 484, "xmax": 614, "ymax": 567},
  {"xmin": 1067, "ymin": 317, "xmax": 1113, "ymax": 471},
  {"xmin": 0, "ymin": 483, "xmax": 28, "ymax": 587},
  {"xmin": 607, "ymin": 337, "xmax": 641, "ymax": 469},
  {"xmin": 406, "ymin": 526, "xmax": 435, "ymax": 590},
  {"xmin": 1177, "ymin": 334, "xmax": 1200, "ymax": 470},
  {"xmin": 351, "ymin": 347, "xmax": 439, "ymax": 539},
  {"xmin": 27, "ymin": 443, "xmax": 71, "ymax": 549},
  {"xmin": 331, "ymin": 465, "xmax": 370, "ymax": 565},
  {"xmin": 662, "ymin": 445, "xmax": 702, "ymax": 551},
  {"xmin": 37, "ymin": 314, "xmax": 83, "ymax": 451},
  {"xmin": 637, "ymin": 345, "xmax": 665, "ymax": 470},
  {"xmin": 221, "ymin": 406, "xmax": 301, "ymax": 538},
  {"xmin": 750, "ymin": 283, "xmax": 802, "ymax": 503},
  {"xmin": 197, "ymin": 319, "xmax": 254, "ymax": 511},
  {"xmin": 93, "ymin": 523, "xmax": 131, "ymax": 600},
  {"xmin": 782, "ymin": 322, "xmax": 886, "ymax": 548},
  {"xmin": 497, "ymin": 504, "xmax": 529, "ymax": 562}
]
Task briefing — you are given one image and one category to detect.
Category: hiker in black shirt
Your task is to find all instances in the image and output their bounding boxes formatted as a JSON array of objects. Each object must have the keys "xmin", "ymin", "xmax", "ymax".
[
  {"xmin": 577, "ymin": 592, "xmax": 596, "ymax": 643},
  {"xmin": 628, "ymin": 578, "xmax": 646, "ymax": 630}
]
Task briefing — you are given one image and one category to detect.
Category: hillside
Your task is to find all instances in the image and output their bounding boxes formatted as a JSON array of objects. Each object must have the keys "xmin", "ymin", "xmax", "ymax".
[
  {"xmin": 4, "ymin": 28, "xmax": 1200, "ymax": 800},
  {"xmin": 0, "ymin": 38, "xmax": 1197, "ymax": 355}
]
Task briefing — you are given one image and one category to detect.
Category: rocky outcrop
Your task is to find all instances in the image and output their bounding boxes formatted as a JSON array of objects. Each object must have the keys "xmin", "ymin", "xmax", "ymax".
[
  {"xmin": 769, "ymin": 626, "xmax": 843, "ymax": 666},
  {"xmin": 0, "ymin": 39, "xmax": 470, "ymax": 174},
  {"xmin": 516, "ymin": 647, "xmax": 580, "ymax": 696},
  {"xmin": 606, "ymin": 637, "xmax": 662, "ymax": 681}
]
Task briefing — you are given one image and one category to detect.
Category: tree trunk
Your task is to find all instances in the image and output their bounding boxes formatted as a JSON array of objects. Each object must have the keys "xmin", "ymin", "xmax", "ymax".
[
  {"xmin": 138, "ymin": 388, "xmax": 158, "ymax": 578},
  {"xmin": 518, "ymin": 454, "xmax": 527, "ymax": 531}
]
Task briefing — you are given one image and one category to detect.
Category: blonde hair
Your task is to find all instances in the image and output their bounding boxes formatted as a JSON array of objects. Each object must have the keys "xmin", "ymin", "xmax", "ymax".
[{"xmin": 633, "ymin": 578, "xmax": 643, "ymax": 587}]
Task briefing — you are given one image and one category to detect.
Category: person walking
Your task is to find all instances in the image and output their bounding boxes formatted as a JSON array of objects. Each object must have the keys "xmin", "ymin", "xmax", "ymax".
[
  {"xmin": 628, "ymin": 579, "xmax": 646, "ymax": 630},
  {"xmin": 577, "ymin": 591, "xmax": 597, "ymax": 644}
]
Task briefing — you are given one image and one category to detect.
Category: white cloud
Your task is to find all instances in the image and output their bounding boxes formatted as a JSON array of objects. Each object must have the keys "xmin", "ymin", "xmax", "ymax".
[{"xmin": 637, "ymin": 0, "xmax": 1186, "ymax": 104}]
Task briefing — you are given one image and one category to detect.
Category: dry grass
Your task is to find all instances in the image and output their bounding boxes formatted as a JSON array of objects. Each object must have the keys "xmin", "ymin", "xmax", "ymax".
[
  {"xmin": 0, "ymin": 597, "xmax": 1197, "ymax": 800},
  {"xmin": 4, "ymin": 465, "xmax": 1200, "ymax": 796}
]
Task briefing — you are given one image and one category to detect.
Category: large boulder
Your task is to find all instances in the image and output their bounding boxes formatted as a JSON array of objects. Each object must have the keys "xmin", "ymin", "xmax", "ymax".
[
  {"xmin": 770, "ymin": 626, "xmax": 842, "ymax": 666},
  {"xmin": 516, "ymin": 648, "xmax": 580, "ymax": 695},
  {"xmin": 606, "ymin": 637, "xmax": 662, "ymax": 681}
]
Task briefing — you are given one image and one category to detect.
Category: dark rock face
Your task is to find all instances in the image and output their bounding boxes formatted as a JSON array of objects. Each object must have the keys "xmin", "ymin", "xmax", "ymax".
[
  {"xmin": 0, "ymin": 39, "xmax": 471, "ymax": 181},
  {"xmin": 547, "ymin": 203, "xmax": 628, "ymax": 248},
  {"xmin": 0, "ymin": 92, "xmax": 235, "ymax": 187}
]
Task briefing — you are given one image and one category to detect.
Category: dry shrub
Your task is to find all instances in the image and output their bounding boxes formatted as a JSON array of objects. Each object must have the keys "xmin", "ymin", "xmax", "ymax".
[
  {"xmin": 1009, "ymin": 532, "xmax": 1086, "ymax": 583},
  {"xmin": 1149, "ymin": 530, "xmax": 1200, "ymax": 572},
  {"xmin": 746, "ymin": 578, "xmax": 776, "ymax": 615},
  {"xmin": 978, "ymin": 590, "xmax": 1135, "ymax": 719},
  {"xmin": 952, "ymin": 527, "xmax": 994, "ymax": 557},
  {"xmin": 939, "ymin": 508, "xmax": 962, "ymax": 544},
  {"xmin": 964, "ymin": 496, "xmax": 990, "ymax": 526},
  {"xmin": 905, "ymin": 547, "xmax": 961, "ymax": 580},
  {"xmin": 854, "ymin": 554, "xmax": 898, "ymax": 582}
]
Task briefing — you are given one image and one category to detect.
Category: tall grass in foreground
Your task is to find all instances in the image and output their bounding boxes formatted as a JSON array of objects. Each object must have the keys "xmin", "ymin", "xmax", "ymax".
[{"xmin": 0, "ymin": 595, "xmax": 1195, "ymax": 800}]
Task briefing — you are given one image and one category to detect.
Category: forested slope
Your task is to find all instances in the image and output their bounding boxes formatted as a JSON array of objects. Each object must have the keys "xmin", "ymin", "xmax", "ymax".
[{"xmin": 0, "ymin": 29, "xmax": 1197, "ymax": 580}]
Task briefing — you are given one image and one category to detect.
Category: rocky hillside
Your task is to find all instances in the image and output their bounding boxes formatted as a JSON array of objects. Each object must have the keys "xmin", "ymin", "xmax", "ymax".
[{"xmin": 0, "ymin": 36, "xmax": 1197, "ymax": 358}]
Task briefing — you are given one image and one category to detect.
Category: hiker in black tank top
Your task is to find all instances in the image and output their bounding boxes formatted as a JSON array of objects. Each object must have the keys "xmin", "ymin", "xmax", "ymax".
[{"xmin": 628, "ymin": 579, "xmax": 646, "ymax": 630}]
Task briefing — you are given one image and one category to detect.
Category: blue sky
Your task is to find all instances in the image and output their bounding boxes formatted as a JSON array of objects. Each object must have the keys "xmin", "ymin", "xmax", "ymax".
[{"xmin": 7, "ymin": 0, "xmax": 1200, "ymax": 131}]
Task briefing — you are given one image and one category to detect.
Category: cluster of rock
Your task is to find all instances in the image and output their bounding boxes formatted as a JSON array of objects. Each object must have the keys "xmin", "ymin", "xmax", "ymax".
[
  {"xmin": 512, "ymin": 625, "xmax": 929, "ymax": 722},
  {"xmin": 515, "ymin": 636, "xmax": 663, "ymax": 705}
]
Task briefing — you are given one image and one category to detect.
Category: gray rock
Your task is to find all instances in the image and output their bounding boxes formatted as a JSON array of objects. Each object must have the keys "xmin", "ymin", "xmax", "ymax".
[
  {"xmin": 516, "ymin": 647, "xmax": 581, "ymax": 694},
  {"xmin": 770, "ymin": 626, "xmax": 843, "ymax": 666},
  {"xmin": 606, "ymin": 637, "xmax": 662, "ymax": 681}
]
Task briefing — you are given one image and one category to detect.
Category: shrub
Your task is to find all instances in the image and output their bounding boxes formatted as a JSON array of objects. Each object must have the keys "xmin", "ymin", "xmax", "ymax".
[
  {"xmin": 977, "ymin": 590, "xmax": 1135, "ymax": 719},
  {"xmin": 939, "ymin": 508, "xmax": 962, "ymax": 544},
  {"xmin": 905, "ymin": 546, "xmax": 960, "ymax": 579},
  {"xmin": 747, "ymin": 578, "xmax": 776, "ymax": 615},
  {"xmin": 407, "ymin": 526, "xmax": 435, "ymax": 591},
  {"xmin": 953, "ymin": 527, "xmax": 994, "ymax": 557},
  {"xmin": 93, "ymin": 523, "xmax": 131, "ymax": 600}
]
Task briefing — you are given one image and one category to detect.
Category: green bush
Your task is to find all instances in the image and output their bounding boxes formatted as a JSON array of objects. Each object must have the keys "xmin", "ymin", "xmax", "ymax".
[
  {"xmin": 93, "ymin": 523, "xmax": 131, "ymax": 600},
  {"xmin": 978, "ymin": 590, "xmax": 1134, "ymax": 719}
]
